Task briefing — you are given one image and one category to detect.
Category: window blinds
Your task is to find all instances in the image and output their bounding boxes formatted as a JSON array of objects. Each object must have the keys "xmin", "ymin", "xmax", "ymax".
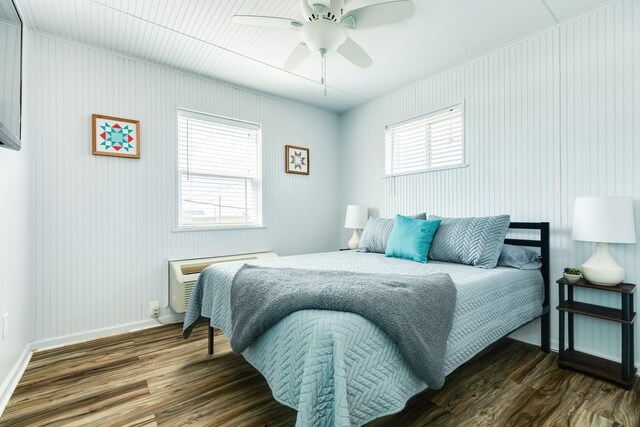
[
  {"xmin": 385, "ymin": 104, "xmax": 464, "ymax": 176},
  {"xmin": 178, "ymin": 109, "xmax": 261, "ymax": 227}
]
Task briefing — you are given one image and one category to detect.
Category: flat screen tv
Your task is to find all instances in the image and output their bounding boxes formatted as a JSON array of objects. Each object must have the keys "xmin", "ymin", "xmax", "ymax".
[{"xmin": 0, "ymin": 0, "xmax": 23, "ymax": 151}]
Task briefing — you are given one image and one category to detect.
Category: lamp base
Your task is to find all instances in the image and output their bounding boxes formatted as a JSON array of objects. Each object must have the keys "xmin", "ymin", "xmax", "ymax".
[
  {"xmin": 348, "ymin": 229, "xmax": 362, "ymax": 250},
  {"xmin": 581, "ymin": 242, "xmax": 625, "ymax": 286}
]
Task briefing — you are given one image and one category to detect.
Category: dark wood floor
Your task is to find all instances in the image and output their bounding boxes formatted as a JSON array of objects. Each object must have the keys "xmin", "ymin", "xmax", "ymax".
[{"xmin": 1, "ymin": 323, "xmax": 638, "ymax": 427}]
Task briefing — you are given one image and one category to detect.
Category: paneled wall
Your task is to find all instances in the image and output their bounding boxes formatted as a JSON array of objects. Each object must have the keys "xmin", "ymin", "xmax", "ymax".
[
  {"xmin": 339, "ymin": 0, "xmax": 639, "ymax": 366},
  {"xmin": 28, "ymin": 33, "xmax": 340, "ymax": 342},
  {"xmin": 0, "ymin": 25, "xmax": 33, "ymax": 411}
]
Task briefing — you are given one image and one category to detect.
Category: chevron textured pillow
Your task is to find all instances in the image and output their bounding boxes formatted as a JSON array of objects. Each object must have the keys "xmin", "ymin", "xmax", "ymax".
[
  {"xmin": 427, "ymin": 214, "xmax": 510, "ymax": 268},
  {"xmin": 357, "ymin": 213, "xmax": 427, "ymax": 254}
]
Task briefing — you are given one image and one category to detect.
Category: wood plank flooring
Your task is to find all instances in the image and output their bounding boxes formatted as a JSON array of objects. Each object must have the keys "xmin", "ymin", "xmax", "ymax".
[{"xmin": 1, "ymin": 323, "xmax": 638, "ymax": 426}]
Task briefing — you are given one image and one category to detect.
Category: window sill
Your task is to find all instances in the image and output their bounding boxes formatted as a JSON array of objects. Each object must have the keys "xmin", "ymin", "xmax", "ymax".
[
  {"xmin": 172, "ymin": 225, "xmax": 267, "ymax": 233},
  {"xmin": 384, "ymin": 163, "xmax": 469, "ymax": 178}
]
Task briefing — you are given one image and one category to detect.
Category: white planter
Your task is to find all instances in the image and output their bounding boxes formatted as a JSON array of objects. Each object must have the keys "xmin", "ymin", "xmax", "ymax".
[{"xmin": 563, "ymin": 273, "xmax": 582, "ymax": 283}]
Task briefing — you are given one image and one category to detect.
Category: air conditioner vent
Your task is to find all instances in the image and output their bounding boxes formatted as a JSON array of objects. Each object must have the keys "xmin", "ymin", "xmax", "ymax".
[
  {"xmin": 183, "ymin": 281, "xmax": 196, "ymax": 309},
  {"xmin": 169, "ymin": 251, "xmax": 278, "ymax": 313}
]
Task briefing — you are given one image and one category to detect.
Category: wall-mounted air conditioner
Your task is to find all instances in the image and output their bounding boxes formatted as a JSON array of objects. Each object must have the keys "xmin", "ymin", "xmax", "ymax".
[{"xmin": 169, "ymin": 251, "xmax": 278, "ymax": 313}]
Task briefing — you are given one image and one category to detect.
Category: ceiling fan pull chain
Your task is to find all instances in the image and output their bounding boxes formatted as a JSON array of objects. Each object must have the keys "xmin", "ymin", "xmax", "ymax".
[
  {"xmin": 324, "ymin": 54, "xmax": 327, "ymax": 96},
  {"xmin": 321, "ymin": 49, "xmax": 327, "ymax": 96}
]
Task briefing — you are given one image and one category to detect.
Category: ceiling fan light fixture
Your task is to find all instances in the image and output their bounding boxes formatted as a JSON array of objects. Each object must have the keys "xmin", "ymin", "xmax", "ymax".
[{"xmin": 300, "ymin": 19, "xmax": 347, "ymax": 54}]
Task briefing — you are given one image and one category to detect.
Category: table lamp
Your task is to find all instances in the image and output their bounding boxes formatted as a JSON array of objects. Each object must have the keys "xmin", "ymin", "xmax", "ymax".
[
  {"xmin": 344, "ymin": 205, "xmax": 368, "ymax": 250},
  {"xmin": 572, "ymin": 197, "xmax": 637, "ymax": 285}
]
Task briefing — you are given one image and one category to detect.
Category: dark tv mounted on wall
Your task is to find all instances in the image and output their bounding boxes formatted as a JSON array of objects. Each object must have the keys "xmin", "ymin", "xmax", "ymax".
[{"xmin": 0, "ymin": 0, "xmax": 23, "ymax": 151}]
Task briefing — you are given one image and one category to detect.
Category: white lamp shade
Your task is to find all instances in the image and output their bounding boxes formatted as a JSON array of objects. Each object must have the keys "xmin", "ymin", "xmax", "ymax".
[
  {"xmin": 572, "ymin": 197, "xmax": 637, "ymax": 243},
  {"xmin": 344, "ymin": 205, "xmax": 368, "ymax": 229}
]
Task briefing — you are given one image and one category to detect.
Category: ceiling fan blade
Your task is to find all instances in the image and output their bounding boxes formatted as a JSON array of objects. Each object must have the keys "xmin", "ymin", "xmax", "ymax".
[
  {"xmin": 300, "ymin": 0, "xmax": 313, "ymax": 20},
  {"xmin": 283, "ymin": 43, "xmax": 310, "ymax": 70},
  {"xmin": 311, "ymin": 3, "xmax": 328, "ymax": 14},
  {"xmin": 337, "ymin": 38, "xmax": 372, "ymax": 68},
  {"xmin": 330, "ymin": 0, "xmax": 345, "ymax": 18},
  {"xmin": 231, "ymin": 15, "xmax": 303, "ymax": 29},
  {"xmin": 341, "ymin": 0, "xmax": 415, "ymax": 29}
]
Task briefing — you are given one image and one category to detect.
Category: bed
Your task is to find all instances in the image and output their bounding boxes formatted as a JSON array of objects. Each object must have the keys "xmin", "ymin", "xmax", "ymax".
[{"xmin": 183, "ymin": 222, "xmax": 550, "ymax": 426}]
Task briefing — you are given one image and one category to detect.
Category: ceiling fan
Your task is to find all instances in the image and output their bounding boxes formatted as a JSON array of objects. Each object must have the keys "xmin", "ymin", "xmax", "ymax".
[{"xmin": 231, "ymin": 0, "xmax": 415, "ymax": 95}]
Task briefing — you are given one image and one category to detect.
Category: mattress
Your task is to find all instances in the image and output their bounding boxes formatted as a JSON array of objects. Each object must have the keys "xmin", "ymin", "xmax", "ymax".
[{"xmin": 185, "ymin": 250, "xmax": 543, "ymax": 426}]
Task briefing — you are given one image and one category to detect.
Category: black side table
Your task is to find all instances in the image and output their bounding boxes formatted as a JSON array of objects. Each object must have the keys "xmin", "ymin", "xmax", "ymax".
[{"xmin": 556, "ymin": 277, "xmax": 636, "ymax": 389}]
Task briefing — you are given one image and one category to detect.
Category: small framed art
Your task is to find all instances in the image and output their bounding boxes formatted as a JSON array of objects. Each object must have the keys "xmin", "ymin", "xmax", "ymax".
[
  {"xmin": 285, "ymin": 145, "xmax": 309, "ymax": 175},
  {"xmin": 92, "ymin": 114, "xmax": 141, "ymax": 159}
]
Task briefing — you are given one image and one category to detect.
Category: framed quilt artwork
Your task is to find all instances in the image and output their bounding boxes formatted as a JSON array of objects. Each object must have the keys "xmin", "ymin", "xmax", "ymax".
[
  {"xmin": 92, "ymin": 114, "xmax": 140, "ymax": 158},
  {"xmin": 285, "ymin": 145, "xmax": 309, "ymax": 175}
]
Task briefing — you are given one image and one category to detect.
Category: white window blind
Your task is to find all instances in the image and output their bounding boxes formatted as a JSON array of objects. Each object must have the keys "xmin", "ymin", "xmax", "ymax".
[
  {"xmin": 178, "ymin": 109, "xmax": 261, "ymax": 227},
  {"xmin": 385, "ymin": 104, "xmax": 464, "ymax": 176}
]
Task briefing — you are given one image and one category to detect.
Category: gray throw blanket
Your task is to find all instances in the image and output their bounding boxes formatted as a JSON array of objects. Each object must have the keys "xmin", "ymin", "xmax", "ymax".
[{"xmin": 230, "ymin": 264, "xmax": 457, "ymax": 388}]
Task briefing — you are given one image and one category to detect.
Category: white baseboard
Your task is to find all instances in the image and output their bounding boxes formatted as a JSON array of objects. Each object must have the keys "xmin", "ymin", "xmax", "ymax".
[
  {"xmin": 0, "ymin": 344, "xmax": 32, "ymax": 418},
  {"xmin": 31, "ymin": 313, "xmax": 185, "ymax": 352}
]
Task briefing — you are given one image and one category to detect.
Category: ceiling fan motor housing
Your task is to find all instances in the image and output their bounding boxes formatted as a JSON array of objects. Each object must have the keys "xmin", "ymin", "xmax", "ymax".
[
  {"xmin": 300, "ymin": 19, "xmax": 347, "ymax": 54},
  {"xmin": 231, "ymin": 0, "xmax": 415, "ymax": 71}
]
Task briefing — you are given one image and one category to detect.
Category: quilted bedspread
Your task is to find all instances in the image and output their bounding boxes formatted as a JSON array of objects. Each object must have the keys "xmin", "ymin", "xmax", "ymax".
[{"xmin": 183, "ymin": 251, "xmax": 543, "ymax": 427}]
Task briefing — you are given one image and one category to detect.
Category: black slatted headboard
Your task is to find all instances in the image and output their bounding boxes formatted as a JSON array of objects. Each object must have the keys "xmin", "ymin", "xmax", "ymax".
[{"xmin": 506, "ymin": 222, "xmax": 550, "ymax": 352}]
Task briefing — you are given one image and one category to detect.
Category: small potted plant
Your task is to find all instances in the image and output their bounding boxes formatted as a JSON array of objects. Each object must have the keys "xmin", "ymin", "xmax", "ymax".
[{"xmin": 563, "ymin": 267, "xmax": 582, "ymax": 283}]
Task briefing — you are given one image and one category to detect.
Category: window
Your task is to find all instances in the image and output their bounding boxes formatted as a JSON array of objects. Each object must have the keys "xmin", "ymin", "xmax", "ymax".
[
  {"xmin": 178, "ymin": 109, "xmax": 261, "ymax": 228},
  {"xmin": 385, "ymin": 104, "xmax": 464, "ymax": 176}
]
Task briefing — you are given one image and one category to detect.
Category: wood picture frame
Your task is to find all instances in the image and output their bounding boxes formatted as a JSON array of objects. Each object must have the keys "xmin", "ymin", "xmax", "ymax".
[
  {"xmin": 92, "ymin": 114, "xmax": 141, "ymax": 159},
  {"xmin": 285, "ymin": 145, "xmax": 309, "ymax": 175}
]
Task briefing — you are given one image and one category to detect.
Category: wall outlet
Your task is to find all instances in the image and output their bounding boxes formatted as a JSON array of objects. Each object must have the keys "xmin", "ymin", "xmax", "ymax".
[
  {"xmin": 2, "ymin": 313, "xmax": 8, "ymax": 339},
  {"xmin": 149, "ymin": 301, "xmax": 160, "ymax": 319}
]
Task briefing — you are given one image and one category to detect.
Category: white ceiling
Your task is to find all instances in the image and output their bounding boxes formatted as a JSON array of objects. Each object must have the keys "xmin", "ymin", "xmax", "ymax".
[{"xmin": 16, "ymin": 0, "xmax": 613, "ymax": 112}]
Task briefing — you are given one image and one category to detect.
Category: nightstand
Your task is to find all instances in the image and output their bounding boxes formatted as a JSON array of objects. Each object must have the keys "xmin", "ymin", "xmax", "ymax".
[{"xmin": 556, "ymin": 277, "xmax": 636, "ymax": 389}]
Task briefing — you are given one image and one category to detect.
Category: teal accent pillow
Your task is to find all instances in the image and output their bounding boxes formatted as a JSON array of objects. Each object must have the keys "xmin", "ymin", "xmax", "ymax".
[{"xmin": 385, "ymin": 215, "xmax": 442, "ymax": 263}]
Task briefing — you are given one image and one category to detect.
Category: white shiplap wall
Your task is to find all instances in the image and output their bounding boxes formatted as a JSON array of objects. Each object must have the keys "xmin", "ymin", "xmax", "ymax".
[
  {"xmin": 0, "ymin": 25, "xmax": 33, "ymax": 412},
  {"xmin": 28, "ymin": 33, "xmax": 340, "ymax": 342},
  {"xmin": 339, "ymin": 0, "xmax": 639, "ymax": 367}
]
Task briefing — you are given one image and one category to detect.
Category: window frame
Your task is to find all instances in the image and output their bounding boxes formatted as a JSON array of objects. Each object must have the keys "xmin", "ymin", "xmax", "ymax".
[
  {"xmin": 174, "ymin": 107, "xmax": 264, "ymax": 232},
  {"xmin": 383, "ymin": 101, "xmax": 467, "ymax": 178}
]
